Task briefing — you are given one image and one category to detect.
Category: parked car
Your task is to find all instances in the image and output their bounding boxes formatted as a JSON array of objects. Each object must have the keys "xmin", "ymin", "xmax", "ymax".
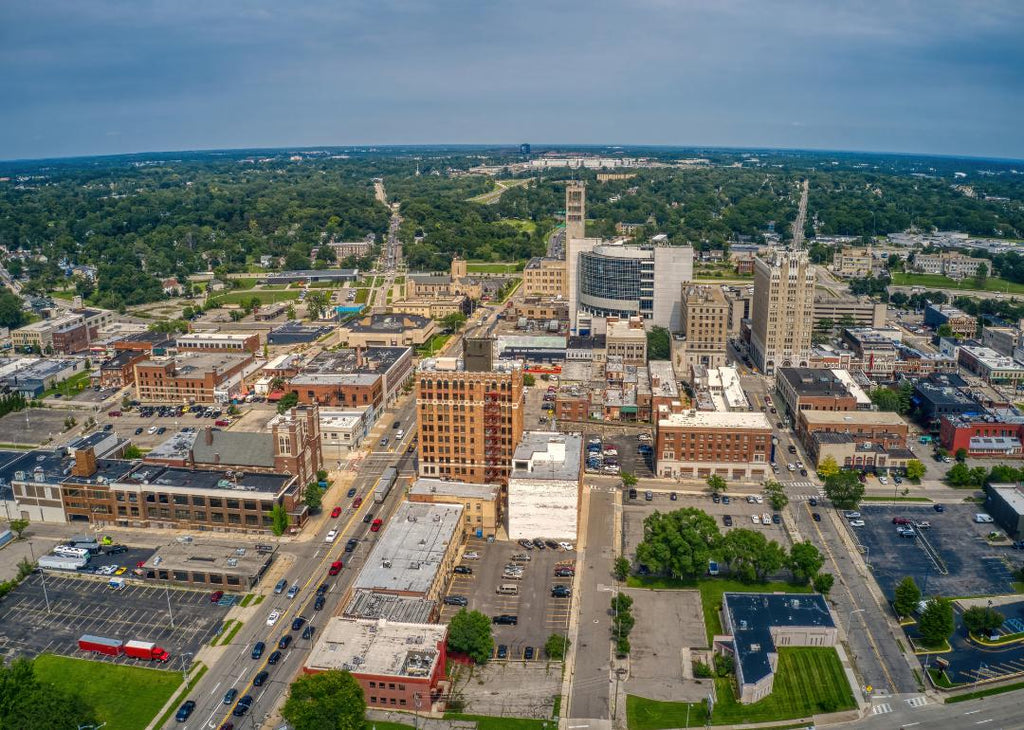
[
  {"xmin": 496, "ymin": 644, "xmax": 508, "ymax": 659},
  {"xmin": 274, "ymin": 578, "xmax": 288, "ymax": 594},
  {"xmin": 812, "ymin": 513, "xmax": 822, "ymax": 522},
  {"xmin": 444, "ymin": 595, "xmax": 468, "ymax": 606},
  {"xmin": 723, "ymin": 515, "xmax": 733, "ymax": 527},
  {"xmin": 345, "ymin": 538, "xmax": 358, "ymax": 553},
  {"xmin": 331, "ymin": 506, "xmax": 342, "ymax": 518},
  {"xmin": 524, "ymin": 646, "xmax": 535, "ymax": 660},
  {"xmin": 849, "ymin": 520, "xmax": 866, "ymax": 527},
  {"xmin": 644, "ymin": 491, "xmax": 653, "ymax": 501},
  {"xmin": 302, "ymin": 625, "xmax": 316, "ymax": 640},
  {"xmin": 209, "ymin": 590, "xmax": 224, "ymax": 603},
  {"xmin": 844, "ymin": 511, "xmax": 861, "ymax": 519},
  {"xmin": 453, "ymin": 566, "xmax": 473, "ymax": 575},
  {"xmin": 347, "ymin": 487, "xmax": 357, "ymax": 498},
  {"xmin": 492, "ymin": 615, "xmax": 518, "ymax": 625},
  {"xmin": 286, "ymin": 583, "xmax": 300, "ymax": 599},
  {"xmin": 934, "ymin": 504, "xmax": 946, "ymax": 512}
]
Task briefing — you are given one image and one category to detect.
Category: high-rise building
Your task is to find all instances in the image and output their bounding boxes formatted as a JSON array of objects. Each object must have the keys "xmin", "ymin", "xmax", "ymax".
[
  {"xmin": 750, "ymin": 250, "xmax": 815, "ymax": 376},
  {"xmin": 415, "ymin": 358, "xmax": 524, "ymax": 484},
  {"xmin": 565, "ymin": 181, "xmax": 586, "ymax": 243},
  {"xmin": 519, "ymin": 143, "xmax": 531, "ymax": 155},
  {"xmin": 678, "ymin": 285, "xmax": 729, "ymax": 371}
]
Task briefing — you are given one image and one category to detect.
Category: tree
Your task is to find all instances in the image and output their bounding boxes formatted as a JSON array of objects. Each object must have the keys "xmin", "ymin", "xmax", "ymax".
[
  {"xmin": 544, "ymin": 633, "xmax": 570, "ymax": 660},
  {"xmin": 989, "ymin": 464, "xmax": 1022, "ymax": 484},
  {"xmin": 817, "ymin": 455, "xmax": 840, "ymax": 480},
  {"xmin": 813, "ymin": 572, "xmax": 835, "ymax": 595},
  {"xmin": 270, "ymin": 504, "xmax": 290, "ymax": 536},
  {"xmin": 523, "ymin": 373, "xmax": 536, "ymax": 386},
  {"xmin": 646, "ymin": 326, "xmax": 670, "ymax": 361},
  {"xmin": 789, "ymin": 541, "xmax": 825, "ymax": 585},
  {"xmin": 0, "ymin": 291, "xmax": 27, "ymax": 330},
  {"xmin": 718, "ymin": 528, "xmax": 786, "ymax": 583},
  {"xmin": 440, "ymin": 312, "xmax": 467, "ymax": 332},
  {"xmin": 893, "ymin": 576, "xmax": 922, "ymax": 618},
  {"xmin": 905, "ymin": 459, "xmax": 926, "ymax": 481},
  {"xmin": 937, "ymin": 323, "xmax": 954, "ymax": 338},
  {"xmin": 304, "ymin": 483, "xmax": 323, "ymax": 513},
  {"xmin": 0, "ymin": 657, "xmax": 98, "ymax": 730},
  {"xmin": 918, "ymin": 598, "xmax": 955, "ymax": 648},
  {"xmin": 621, "ymin": 472, "xmax": 638, "ymax": 488},
  {"xmin": 962, "ymin": 606, "xmax": 1004, "ymax": 636},
  {"xmin": 123, "ymin": 445, "xmax": 143, "ymax": 460},
  {"xmin": 634, "ymin": 508, "xmax": 721, "ymax": 580},
  {"xmin": 7, "ymin": 519, "xmax": 28, "ymax": 539},
  {"xmin": 447, "ymin": 609, "xmax": 494, "ymax": 664},
  {"xmin": 869, "ymin": 387, "xmax": 904, "ymax": 413},
  {"xmin": 706, "ymin": 474, "xmax": 727, "ymax": 493},
  {"xmin": 317, "ymin": 469, "xmax": 329, "ymax": 482},
  {"xmin": 281, "ymin": 669, "xmax": 366, "ymax": 730},
  {"xmin": 613, "ymin": 556, "xmax": 631, "ymax": 581},
  {"xmin": 955, "ymin": 448, "xmax": 968, "ymax": 463},
  {"xmin": 276, "ymin": 391, "xmax": 299, "ymax": 414},
  {"xmin": 763, "ymin": 480, "xmax": 788, "ymax": 511},
  {"xmin": 305, "ymin": 291, "xmax": 330, "ymax": 320},
  {"xmin": 823, "ymin": 471, "xmax": 865, "ymax": 509},
  {"xmin": 946, "ymin": 462, "xmax": 984, "ymax": 487},
  {"xmin": 974, "ymin": 262, "xmax": 989, "ymax": 289}
]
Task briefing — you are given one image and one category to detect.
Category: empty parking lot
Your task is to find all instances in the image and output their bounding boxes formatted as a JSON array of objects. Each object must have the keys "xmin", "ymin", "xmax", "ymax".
[{"xmin": 0, "ymin": 573, "xmax": 230, "ymax": 668}]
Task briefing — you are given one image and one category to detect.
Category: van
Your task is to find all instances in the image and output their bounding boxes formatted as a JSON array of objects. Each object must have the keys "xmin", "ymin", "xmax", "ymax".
[
  {"xmin": 975, "ymin": 514, "xmax": 995, "ymax": 524},
  {"xmin": 496, "ymin": 584, "xmax": 519, "ymax": 595}
]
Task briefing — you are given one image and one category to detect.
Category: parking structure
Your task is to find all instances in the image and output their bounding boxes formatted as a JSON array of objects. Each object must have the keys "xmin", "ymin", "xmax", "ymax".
[
  {"xmin": 439, "ymin": 534, "xmax": 575, "ymax": 660},
  {"xmin": 850, "ymin": 504, "xmax": 1016, "ymax": 600},
  {"xmin": 0, "ymin": 572, "xmax": 230, "ymax": 666}
]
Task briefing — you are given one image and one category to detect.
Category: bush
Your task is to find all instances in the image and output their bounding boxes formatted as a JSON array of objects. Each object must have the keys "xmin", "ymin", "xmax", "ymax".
[
  {"xmin": 544, "ymin": 634, "xmax": 570, "ymax": 660},
  {"xmin": 613, "ymin": 556, "xmax": 631, "ymax": 581},
  {"xmin": 714, "ymin": 653, "xmax": 734, "ymax": 677},
  {"xmin": 692, "ymin": 661, "xmax": 714, "ymax": 678},
  {"xmin": 615, "ymin": 637, "xmax": 631, "ymax": 657}
]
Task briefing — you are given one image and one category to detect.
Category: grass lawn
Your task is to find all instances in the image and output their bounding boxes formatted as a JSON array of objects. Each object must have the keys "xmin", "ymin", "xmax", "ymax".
[
  {"xmin": 467, "ymin": 261, "xmax": 526, "ymax": 274},
  {"xmin": 41, "ymin": 369, "xmax": 93, "ymax": 399},
  {"xmin": 211, "ymin": 289, "xmax": 301, "ymax": 306},
  {"xmin": 416, "ymin": 334, "xmax": 452, "ymax": 357},
  {"xmin": 499, "ymin": 219, "xmax": 537, "ymax": 234},
  {"xmin": 627, "ymin": 648, "xmax": 854, "ymax": 729},
  {"xmin": 365, "ymin": 722, "xmax": 416, "ymax": 730},
  {"xmin": 443, "ymin": 713, "xmax": 550, "ymax": 730},
  {"xmin": 625, "ymin": 576, "xmax": 812, "ymax": 644},
  {"xmin": 228, "ymin": 277, "xmax": 259, "ymax": 289},
  {"xmin": 34, "ymin": 653, "xmax": 182, "ymax": 730},
  {"xmin": 890, "ymin": 271, "xmax": 1024, "ymax": 295}
]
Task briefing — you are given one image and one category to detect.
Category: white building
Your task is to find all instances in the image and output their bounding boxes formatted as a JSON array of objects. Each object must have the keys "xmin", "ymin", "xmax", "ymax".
[
  {"xmin": 507, "ymin": 432, "xmax": 583, "ymax": 541},
  {"xmin": 319, "ymin": 408, "xmax": 373, "ymax": 463}
]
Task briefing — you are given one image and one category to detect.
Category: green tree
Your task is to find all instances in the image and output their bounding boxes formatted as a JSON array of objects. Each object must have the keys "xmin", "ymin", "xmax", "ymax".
[
  {"xmin": 304, "ymin": 483, "xmax": 323, "ymax": 513},
  {"xmin": 763, "ymin": 480, "xmax": 788, "ymax": 511},
  {"xmin": 937, "ymin": 323, "xmax": 954, "ymax": 338},
  {"xmin": 317, "ymin": 469, "xmax": 329, "ymax": 482},
  {"xmin": 974, "ymin": 262, "xmax": 989, "ymax": 289},
  {"xmin": 646, "ymin": 326, "xmax": 670, "ymax": 360},
  {"xmin": 0, "ymin": 657, "xmax": 98, "ymax": 729},
  {"xmin": 634, "ymin": 508, "xmax": 721, "ymax": 580},
  {"xmin": 918, "ymin": 598, "xmax": 955, "ymax": 648},
  {"xmin": 440, "ymin": 312, "xmax": 467, "ymax": 332},
  {"xmin": 123, "ymin": 445, "xmax": 143, "ymax": 459},
  {"xmin": 621, "ymin": 472, "xmax": 638, "ymax": 488},
  {"xmin": 989, "ymin": 464, "xmax": 1022, "ymax": 484},
  {"xmin": 544, "ymin": 634, "xmax": 570, "ymax": 660},
  {"xmin": 447, "ymin": 609, "xmax": 494, "ymax": 664},
  {"xmin": 706, "ymin": 474, "xmax": 727, "ymax": 493},
  {"xmin": 276, "ymin": 391, "xmax": 299, "ymax": 414},
  {"xmin": 7, "ymin": 519, "xmax": 28, "ymax": 539},
  {"xmin": 813, "ymin": 572, "xmax": 835, "ymax": 595},
  {"xmin": 717, "ymin": 528, "xmax": 787, "ymax": 582},
  {"xmin": 823, "ymin": 471, "xmax": 865, "ymax": 509},
  {"xmin": 905, "ymin": 459, "xmax": 926, "ymax": 481},
  {"xmin": 0, "ymin": 291, "xmax": 27, "ymax": 330},
  {"xmin": 893, "ymin": 576, "xmax": 921, "ymax": 618},
  {"xmin": 523, "ymin": 373, "xmax": 536, "ymax": 386},
  {"xmin": 961, "ymin": 606, "xmax": 1004, "ymax": 637},
  {"xmin": 613, "ymin": 556, "xmax": 631, "ymax": 581},
  {"xmin": 305, "ymin": 291, "xmax": 330, "ymax": 320},
  {"xmin": 946, "ymin": 462, "xmax": 985, "ymax": 487},
  {"xmin": 788, "ymin": 541, "xmax": 825, "ymax": 585},
  {"xmin": 869, "ymin": 387, "xmax": 902, "ymax": 413},
  {"xmin": 281, "ymin": 669, "xmax": 366, "ymax": 730},
  {"xmin": 817, "ymin": 454, "xmax": 841, "ymax": 480},
  {"xmin": 270, "ymin": 504, "xmax": 290, "ymax": 536},
  {"xmin": 955, "ymin": 448, "xmax": 968, "ymax": 463}
]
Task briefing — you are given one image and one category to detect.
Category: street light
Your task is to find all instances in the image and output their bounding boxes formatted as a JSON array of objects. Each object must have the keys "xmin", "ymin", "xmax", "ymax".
[
  {"xmin": 29, "ymin": 541, "xmax": 51, "ymax": 614},
  {"xmin": 179, "ymin": 652, "xmax": 193, "ymax": 683},
  {"xmin": 165, "ymin": 583, "xmax": 176, "ymax": 628}
]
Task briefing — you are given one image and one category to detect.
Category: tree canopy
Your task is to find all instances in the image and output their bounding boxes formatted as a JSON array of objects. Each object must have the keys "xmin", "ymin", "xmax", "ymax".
[
  {"xmin": 447, "ymin": 609, "xmax": 494, "ymax": 664},
  {"xmin": 823, "ymin": 471, "xmax": 865, "ymax": 509},
  {"xmin": 917, "ymin": 598, "xmax": 955, "ymax": 648},
  {"xmin": 635, "ymin": 508, "xmax": 722, "ymax": 580},
  {"xmin": 893, "ymin": 576, "xmax": 922, "ymax": 618},
  {"xmin": 281, "ymin": 669, "xmax": 367, "ymax": 730},
  {"xmin": 0, "ymin": 658, "xmax": 98, "ymax": 730}
]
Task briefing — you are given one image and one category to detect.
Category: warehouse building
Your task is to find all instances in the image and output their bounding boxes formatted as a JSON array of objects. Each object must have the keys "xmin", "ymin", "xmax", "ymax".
[{"xmin": 506, "ymin": 432, "xmax": 583, "ymax": 541}]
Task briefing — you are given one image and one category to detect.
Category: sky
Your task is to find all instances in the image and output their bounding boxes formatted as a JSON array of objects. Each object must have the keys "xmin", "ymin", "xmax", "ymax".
[{"xmin": 1, "ymin": 0, "xmax": 1023, "ymax": 161}]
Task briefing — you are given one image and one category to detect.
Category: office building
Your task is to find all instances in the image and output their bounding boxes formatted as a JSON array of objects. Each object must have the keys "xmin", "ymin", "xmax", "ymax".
[
  {"xmin": 605, "ymin": 316, "xmax": 648, "ymax": 365},
  {"xmin": 678, "ymin": 285, "xmax": 729, "ymax": 370},
  {"xmin": 408, "ymin": 478, "xmax": 501, "ymax": 536},
  {"xmin": 924, "ymin": 304, "xmax": 977, "ymax": 338},
  {"xmin": 133, "ymin": 353, "xmax": 255, "ymax": 404},
  {"xmin": 339, "ymin": 314, "xmax": 437, "ymax": 349},
  {"xmin": 958, "ymin": 345, "xmax": 1024, "ymax": 384},
  {"xmin": 415, "ymin": 358, "xmax": 523, "ymax": 484},
  {"xmin": 507, "ymin": 432, "xmax": 583, "ymax": 541},
  {"xmin": 11, "ymin": 308, "xmax": 114, "ymax": 354},
  {"xmin": 655, "ymin": 410, "xmax": 772, "ymax": 480},
  {"xmin": 289, "ymin": 347, "xmax": 413, "ymax": 410},
  {"xmin": 750, "ymin": 250, "xmax": 815, "ymax": 376},
  {"xmin": 775, "ymin": 367, "xmax": 861, "ymax": 419},
  {"xmin": 523, "ymin": 257, "xmax": 568, "ymax": 298},
  {"xmin": 176, "ymin": 332, "xmax": 261, "ymax": 354}
]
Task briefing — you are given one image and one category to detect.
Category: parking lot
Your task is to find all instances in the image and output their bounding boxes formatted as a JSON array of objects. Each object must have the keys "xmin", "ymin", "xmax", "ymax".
[
  {"xmin": 99, "ymin": 404, "xmax": 239, "ymax": 449},
  {"xmin": 0, "ymin": 408, "xmax": 83, "ymax": 446},
  {"xmin": 851, "ymin": 504, "xmax": 1017, "ymax": 600},
  {"xmin": 940, "ymin": 600, "xmax": 1024, "ymax": 684},
  {"xmin": 439, "ymin": 535, "xmax": 575, "ymax": 660},
  {"xmin": 622, "ymin": 492, "xmax": 791, "ymax": 559},
  {"xmin": 0, "ymin": 572, "xmax": 230, "ymax": 667},
  {"xmin": 585, "ymin": 432, "xmax": 655, "ymax": 479}
]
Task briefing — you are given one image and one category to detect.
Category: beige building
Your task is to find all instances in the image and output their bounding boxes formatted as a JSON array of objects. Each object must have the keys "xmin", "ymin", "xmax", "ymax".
[
  {"xmin": 915, "ymin": 251, "xmax": 988, "ymax": 279},
  {"xmin": 812, "ymin": 295, "xmax": 887, "ymax": 329},
  {"xmin": 523, "ymin": 257, "xmax": 567, "ymax": 298},
  {"xmin": 678, "ymin": 285, "xmax": 729, "ymax": 370},
  {"xmin": 565, "ymin": 181, "xmax": 586, "ymax": 242},
  {"xmin": 832, "ymin": 247, "xmax": 879, "ymax": 278},
  {"xmin": 388, "ymin": 296, "xmax": 467, "ymax": 319},
  {"xmin": 750, "ymin": 250, "xmax": 815, "ymax": 376},
  {"xmin": 408, "ymin": 478, "xmax": 501, "ymax": 536},
  {"xmin": 605, "ymin": 316, "xmax": 647, "ymax": 365},
  {"xmin": 338, "ymin": 313, "xmax": 438, "ymax": 349}
]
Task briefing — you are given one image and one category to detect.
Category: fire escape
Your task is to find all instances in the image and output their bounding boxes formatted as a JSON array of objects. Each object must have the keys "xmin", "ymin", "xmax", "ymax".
[{"xmin": 483, "ymin": 389, "xmax": 503, "ymax": 483}]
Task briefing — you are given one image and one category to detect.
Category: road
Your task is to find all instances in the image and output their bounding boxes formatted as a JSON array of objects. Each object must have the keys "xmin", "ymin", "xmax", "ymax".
[
  {"xmin": 169, "ymin": 398, "xmax": 419, "ymax": 730},
  {"xmin": 792, "ymin": 178, "xmax": 809, "ymax": 249},
  {"xmin": 368, "ymin": 203, "xmax": 403, "ymax": 311},
  {"xmin": 853, "ymin": 689, "xmax": 1023, "ymax": 729}
]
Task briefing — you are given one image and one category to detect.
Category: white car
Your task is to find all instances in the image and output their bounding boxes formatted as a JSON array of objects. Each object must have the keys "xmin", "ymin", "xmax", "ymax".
[
  {"xmin": 761, "ymin": 513, "xmax": 771, "ymax": 525},
  {"xmin": 266, "ymin": 610, "xmax": 281, "ymax": 626},
  {"xmin": 558, "ymin": 542, "xmax": 574, "ymax": 551},
  {"xmin": 849, "ymin": 520, "xmax": 866, "ymax": 527},
  {"xmin": 879, "ymin": 476, "xmax": 889, "ymax": 485},
  {"xmin": 754, "ymin": 495, "xmax": 764, "ymax": 504},
  {"xmin": 147, "ymin": 426, "xmax": 158, "ymax": 435},
  {"xmin": 787, "ymin": 464, "xmax": 796, "ymax": 472},
  {"xmin": 325, "ymin": 529, "xmax": 338, "ymax": 543},
  {"xmin": 463, "ymin": 551, "xmax": 480, "ymax": 560},
  {"xmin": 751, "ymin": 514, "xmax": 761, "ymax": 524}
]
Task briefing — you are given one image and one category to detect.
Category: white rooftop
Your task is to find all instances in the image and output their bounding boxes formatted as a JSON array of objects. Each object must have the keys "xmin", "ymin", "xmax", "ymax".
[
  {"xmin": 659, "ymin": 410, "xmax": 772, "ymax": 430},
  {"xmin": 305, "ymin": 617, "xmax": 446, "ymax": 679},
  {"xmin": 409, "ymin": 478, "xmax": 500, "ymax": 501}
]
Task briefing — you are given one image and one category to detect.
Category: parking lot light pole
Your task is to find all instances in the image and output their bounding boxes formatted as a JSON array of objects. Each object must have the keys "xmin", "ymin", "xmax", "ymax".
[
  {"xmin": 29, "ymin": 541, "xmax": 51, "ymax": 614},
  {"xmin": 179, "ymin": 652, "xmax": 193, "ymax": 683},
  {"xmin": 165, "ymin": 584, "xmax": 175, "ymax": 628}
]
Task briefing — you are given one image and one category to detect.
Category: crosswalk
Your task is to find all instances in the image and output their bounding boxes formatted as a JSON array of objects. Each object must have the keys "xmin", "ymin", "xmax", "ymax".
[
  {"xmin": 872, "ymin": 703, "xmax": 892, "ymax": 715},
  {"xmin": 906, "ymin": 696, "xmax": 928, "ymax": 708}
]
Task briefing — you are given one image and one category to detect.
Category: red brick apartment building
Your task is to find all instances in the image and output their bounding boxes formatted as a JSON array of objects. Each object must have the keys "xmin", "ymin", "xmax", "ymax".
[{"xmin": 133, "ymin": 353, "xmax": 253, "ymax": 403}]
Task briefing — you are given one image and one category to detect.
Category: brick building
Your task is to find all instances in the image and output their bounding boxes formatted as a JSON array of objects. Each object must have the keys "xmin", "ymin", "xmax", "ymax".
[
  {"xmin": 176, "ymin": 332, "xmax": 261, "ymax": 354},
  {"xmin": 133, "ymin": 353, "xmax": 254, "ymax": 403},
  {"xmin": 99, "ymin": 350, "xmax": 147, "ymax": 389},
  {"xmin": 678, "ymin": 285, "xmax": 729, "ymax": 371},
  {"xmin": 776, "ymin": 368, "xmax": 859, "ymax": 422},
  {"xmin": 939, "ymin": 414, "xmax": 1024, "ymax": 458},
  {"xmin": 656, "ymin": 410, "xmax": 772, "ymax": 480},
  {"xmin": 288, "ymin": 347, "xmax": 413, "ymax": 410}
]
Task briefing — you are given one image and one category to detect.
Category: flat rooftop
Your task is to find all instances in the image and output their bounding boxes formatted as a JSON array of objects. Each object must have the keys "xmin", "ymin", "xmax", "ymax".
[
  {"xmin": 511, "ymin": 431, "xmax": 582, "ymax": 482},
  {"xmin": 119, "ymin": 463, "xmax": 292, "ymax": 495},
  {"xmin": 409, "ymin": 478, "xmax": 500, "ymax": 501},
  {"xmin": 177, "ymin": 333, "xmax": 256, "ymax": 343},
  {"xmin": 991, "ymin": 484, "xmax": 1024, "ymax": 515},
  {"xmin": 659, "ymin": 410, "xmax": 772, "ymax": 431},
  {"xmin": 353, "ymin": 502, "xmax": 463, "ymax": 596},
  {"xmin": 306, "ymin": 617, "xmax": 446, "ymax": 679},
  {"xmin": 343, "ymin": 590, "xmax": 436, "ymax": 624},
  {"xmin": 302, "ymin": 347, "xmax": 409, "ymax": 375},
  {"xmin": 778, "ymin": 367, "xmax": 852, "ymax": 398},
  {"xmin": 343, "ymin": 313, "xmax": 432, "ymax": 333},
  {"xmin": 143, "ymin": 539, "xmax": 275, "ymax": 576},
  {"xmin": 800, "ymin": 410, "xmax": 907, "ymax": 427},
  {"xmin": 138, "ymin": 353, "xmax": 251, "ymax": 379}
]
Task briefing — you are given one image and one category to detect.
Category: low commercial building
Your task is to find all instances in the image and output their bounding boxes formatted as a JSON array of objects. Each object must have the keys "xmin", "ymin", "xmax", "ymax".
[
  {"xmin": 319, "ymin": 408, "xmax": 373, "ymax": 463},
  {"xmin": 343, "ymin": 591, "xmax": 435, "ymax": 625},
  {"xmin": 108, "ymin": 330, "xmax": 174, "ymax": 356},
  {"xmin": 263, "ymin": 268, "xmax": 359, "ymax": 285},
  {"xmin": 133, "ymin": 353, "xmax": 256, "ymax": 403},
  {"xmin": 351, "ymin": 501, "xmax": 464, "ymax": 604},
  {"xmin": 138, "ymin": 539, "xmax": 276, "ymax": 589},
  {"xmin": 656, "ymin": 411, "xmax": 772, "ymax": 481},
  {"xmin": 810, "ymin": 433, "xmax": 916, "ymax": 473},
  {"xmin": 408, "ymin": 478, "xmax": 501, "ymax": 537},
  {"xmin": 776, "ymin": 368, "xmax": 859, "ymax": 420},
  {"xmin": 986, "ymin": 484, "xmax": 1024, "ymax": 538},
  {"xmin": 717, "ymin": 593, "xmax": 838, "ymax": 704},
  {"xmin": 604, "ymin": 316, "xmax": 647, "ymax": 365},
  {"xmin": 939, "ymin": 413, "xmax": 1024, "ymax": 458},
  {"xmin": 982, "ymin": 326, "xmax": 1024, "ymax": 358},
  {"xmin": 339, "ymin": 313, "xmax": 437, "ymax": 349},
  {"xmin": 911, "ymin": 374, "xmax": 982, "ymax": 431},
  {"xmin": 507, "ymin": 432, "xmax": 583, "ymax": 541},
  {"xmin": 304, "ymin": 618, "xmax": 448, "ymax": 713},
  {"xmin": 924, "ymin": 304, "xmax": 977, "ymax": 338},
  {"xmin": 798, "ymin": 410, "xmax": 909, "ymax": 453},
  {"xmin": 266, "ymin": 321, "xmax": 335, "ymax": 346},
  {"xmin": 176, "ymin": 332, "xmax": 261, "ymax": 354},
  {"xmin": 289, "ymin": 347, "xmax": 413, "ymax": 409},
  {"xmin": 0, "ymin": 357, "xmax": 87, "ymax": 397},
  {"xmin": 958, "ymin": 345, "xmax": 1024, "ymax": 384}
]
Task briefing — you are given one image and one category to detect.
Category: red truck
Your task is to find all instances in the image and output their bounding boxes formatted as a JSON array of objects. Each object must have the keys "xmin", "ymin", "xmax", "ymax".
[
  {"xmin": 79, "ymin": 634, "xmax": 123, "ymax": 657},
  {"xmin": 124, "ymin": 640, "xmax": 170, "ymax": 662}
]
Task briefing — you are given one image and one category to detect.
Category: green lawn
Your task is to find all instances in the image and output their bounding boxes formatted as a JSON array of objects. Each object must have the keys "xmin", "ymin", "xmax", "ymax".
[
  {"xmin": 42, "ymin": 369, "xmax": 93, "ymax": 399},
  {"xmin": 467, "ymin": 261, "xmax": 527, "ymax": 274},
  {"xmin": 228, "ymin": 277, "xmax": 259, "ymax": 290},
  {"xmin": 34, "ymin": 653, "xmax": 182, "ymax": 730},
  {"xmin": 416, "ymin": 334, "xmax": 451, "ymax": 356},
  {"xmin": 499, "ymin": 219, "xmax": 537, "ymax": 234},
  {"xmin": 890, "ymin": 271, "xmax": 1024, "ymax": 295},
  {"xmin": 627, "ymin": 648, "xmax": 854, "ymax": 729},
  {"xmin": 211, "ymin": 289, "xmax": 301, "ymax": 305},
  {"xmin": 443, "ymin": 713, "xmax": 551, "ymax": 730},
  {"xmin": 365, "ymin": 722, "xmax": 416, "ymax": 730}
]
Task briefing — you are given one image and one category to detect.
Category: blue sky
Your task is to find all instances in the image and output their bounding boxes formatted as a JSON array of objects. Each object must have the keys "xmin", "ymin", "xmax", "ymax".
[{"xmin": 1, "ymin": 1, "xmax": 1022, "ymax": 161}]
